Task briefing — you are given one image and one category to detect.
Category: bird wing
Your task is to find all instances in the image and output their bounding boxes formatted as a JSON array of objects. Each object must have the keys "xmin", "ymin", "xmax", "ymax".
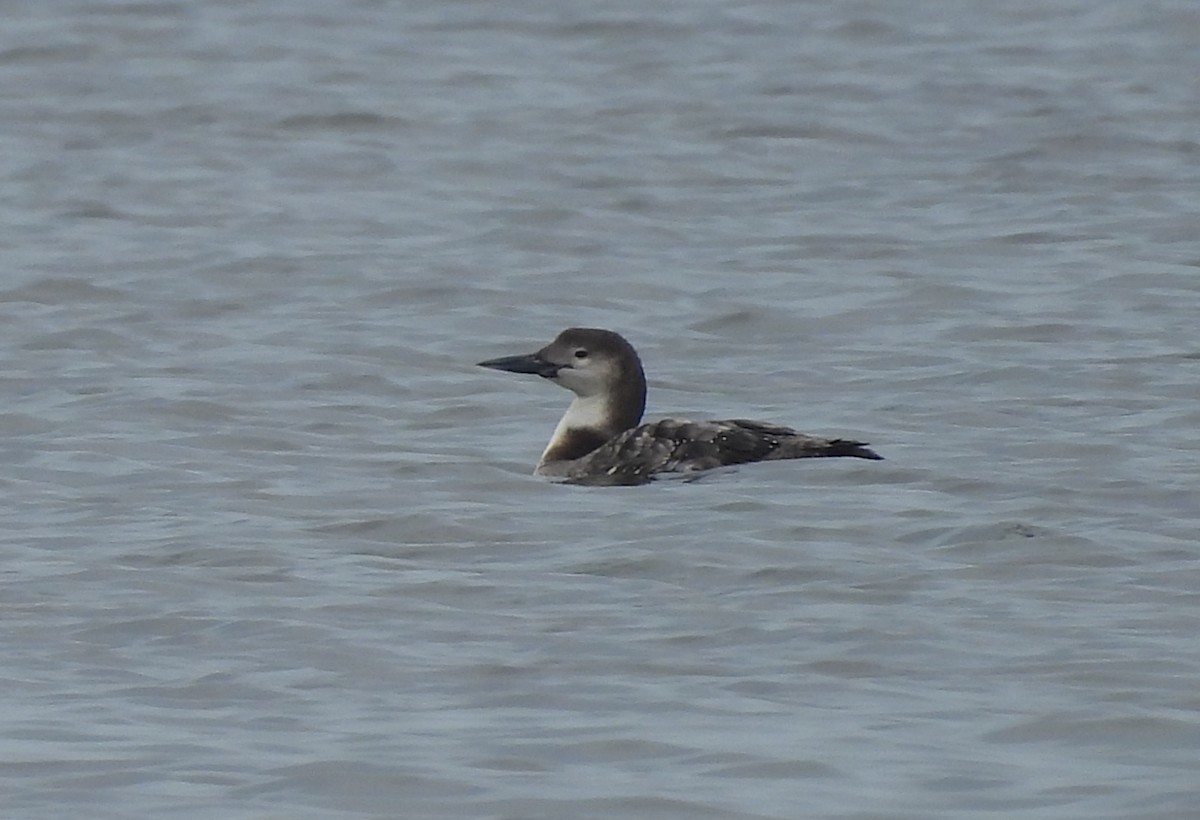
[{"xmin": 565, "ymin": 418, "xmax": 879, "ymax": 485}]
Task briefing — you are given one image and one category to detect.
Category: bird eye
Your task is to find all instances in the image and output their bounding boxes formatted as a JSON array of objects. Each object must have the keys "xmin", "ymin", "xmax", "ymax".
[{"xmin": 574, "ymin": 349, "xmax": 588, "ymax": 359}]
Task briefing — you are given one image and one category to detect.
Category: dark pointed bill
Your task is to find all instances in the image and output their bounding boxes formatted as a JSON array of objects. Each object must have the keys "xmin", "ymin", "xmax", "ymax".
[{"xmin": 477, "ymin": 352, "xmax": 561, "ymax": 379}]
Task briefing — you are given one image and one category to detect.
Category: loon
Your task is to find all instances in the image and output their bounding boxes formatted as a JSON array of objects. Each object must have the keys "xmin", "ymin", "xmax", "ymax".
[{"xmin": 478, "ymin": 328, "xmax": 882, "ymax": 485}]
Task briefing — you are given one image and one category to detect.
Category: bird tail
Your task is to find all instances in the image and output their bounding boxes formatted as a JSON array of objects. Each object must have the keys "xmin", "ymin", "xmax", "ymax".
[
  {"xmin": 770, "ymin": 436, "xmax": 883, "ymax": 461},
  {"xmin": 822, "ymin": 439, "xmax": 883, "ymax": 460}
]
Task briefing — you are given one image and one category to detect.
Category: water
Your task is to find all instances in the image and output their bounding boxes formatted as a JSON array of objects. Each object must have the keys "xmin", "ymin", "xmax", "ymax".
[{"xmin": 3, "ymin": 1, "xmax": 1198, "ymax": 817}]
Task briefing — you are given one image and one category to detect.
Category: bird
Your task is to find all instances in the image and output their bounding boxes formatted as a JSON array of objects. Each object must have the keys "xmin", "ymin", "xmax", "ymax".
[{"xmin": 477, "ymin": 328, "xmax": 882, "ymax": 485}]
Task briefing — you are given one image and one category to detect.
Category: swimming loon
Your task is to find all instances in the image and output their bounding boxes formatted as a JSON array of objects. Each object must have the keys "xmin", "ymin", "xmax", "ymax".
[{"xmin": 478, "ymin": 328, "xmax": 882, "ymax": 485}]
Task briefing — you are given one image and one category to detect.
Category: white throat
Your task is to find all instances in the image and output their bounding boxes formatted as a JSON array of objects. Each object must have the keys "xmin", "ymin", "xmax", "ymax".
[{"xmin": 541, "ymin": 393, "xmax": 611, "ymax": 463}]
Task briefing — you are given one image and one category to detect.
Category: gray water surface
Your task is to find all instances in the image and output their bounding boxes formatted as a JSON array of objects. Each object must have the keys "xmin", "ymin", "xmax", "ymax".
[{"xmin": 3, "ymin": 1, "xmax": 1199, "ymax": 818}]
